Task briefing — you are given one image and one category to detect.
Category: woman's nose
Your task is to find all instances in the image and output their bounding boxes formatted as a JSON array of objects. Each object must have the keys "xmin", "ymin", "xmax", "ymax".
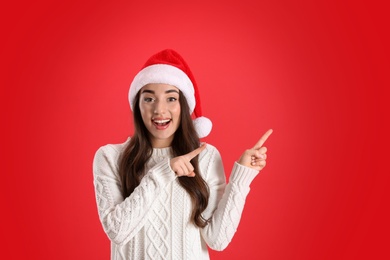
[{"xmin": 153, "ymin": 101, "xmax": 166, "ymax": 114}]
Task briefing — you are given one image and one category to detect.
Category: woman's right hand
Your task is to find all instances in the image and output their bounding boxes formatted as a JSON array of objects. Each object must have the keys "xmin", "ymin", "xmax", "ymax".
[{"xmin": 170, "ymin": 143, "xmax": 207, "ymax": 177}]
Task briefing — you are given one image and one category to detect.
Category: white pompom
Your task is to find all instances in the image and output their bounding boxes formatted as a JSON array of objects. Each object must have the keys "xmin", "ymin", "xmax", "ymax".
[{"xmin": 193, "ymin": 116, "xmax": 212, "ymax": 138}]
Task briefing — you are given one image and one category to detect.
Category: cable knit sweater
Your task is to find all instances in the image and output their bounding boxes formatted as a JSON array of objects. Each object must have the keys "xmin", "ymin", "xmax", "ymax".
[{"xmin": 93, "ymin": 138, "xmax": 258, "ymax": 260}]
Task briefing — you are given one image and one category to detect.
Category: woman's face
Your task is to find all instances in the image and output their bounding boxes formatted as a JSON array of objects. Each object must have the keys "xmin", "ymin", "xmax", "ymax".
[{"xmin": 139, "ymin": 83, "xmax": 181, "ymax": 148}]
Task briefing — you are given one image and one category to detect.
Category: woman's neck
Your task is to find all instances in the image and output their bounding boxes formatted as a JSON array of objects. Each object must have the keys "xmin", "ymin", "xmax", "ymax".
[{"xmin": 150, "ymin": 137, "xmax": 173, "ymax": 148}]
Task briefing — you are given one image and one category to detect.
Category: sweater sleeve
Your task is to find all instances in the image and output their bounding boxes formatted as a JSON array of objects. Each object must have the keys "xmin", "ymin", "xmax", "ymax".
[
  {"xmin": 92, "ymin": 144, "xmax": 176, "ymax": 246},
  {"xmin": 199, "ymin": 145, "xmax": 258, "ymax": 251}
]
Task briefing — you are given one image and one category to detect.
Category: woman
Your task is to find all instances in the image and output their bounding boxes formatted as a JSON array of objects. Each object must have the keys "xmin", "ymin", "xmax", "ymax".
[{"xmin": 93, "ymin": 49, "xmax": 272, "ymax": 259}]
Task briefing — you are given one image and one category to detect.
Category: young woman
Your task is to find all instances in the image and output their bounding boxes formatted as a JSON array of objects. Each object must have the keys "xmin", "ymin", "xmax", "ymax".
[{"xmin": 93, "ymin": 49, "xmax": 272, "ymax": 259}]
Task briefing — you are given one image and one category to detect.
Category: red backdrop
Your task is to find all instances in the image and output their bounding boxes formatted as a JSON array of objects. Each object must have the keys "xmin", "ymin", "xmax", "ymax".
[{"xmin": 2, "ymin": 0, "xmax": 389, "ymax": 259}]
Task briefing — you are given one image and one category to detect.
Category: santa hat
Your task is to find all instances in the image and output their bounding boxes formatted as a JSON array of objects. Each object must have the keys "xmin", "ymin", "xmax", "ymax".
[{"xmin": 129, "ymin": 49, "xmax": 212, "ymax": 138}]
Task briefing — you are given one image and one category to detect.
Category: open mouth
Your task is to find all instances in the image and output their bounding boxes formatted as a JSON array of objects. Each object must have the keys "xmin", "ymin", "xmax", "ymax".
[{"xmin": 152, "ymin": 119, "xmax": 171, "ymax": 128}]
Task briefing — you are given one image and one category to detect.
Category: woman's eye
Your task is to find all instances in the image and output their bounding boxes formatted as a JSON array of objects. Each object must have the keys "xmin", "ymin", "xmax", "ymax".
[
  {"xmin": 144, "ymin": 97, "xmax": 153, "ymax": 102},
  {"xmin": 168, "ymin": 97, "xmax": 177, "ymax": 102}
]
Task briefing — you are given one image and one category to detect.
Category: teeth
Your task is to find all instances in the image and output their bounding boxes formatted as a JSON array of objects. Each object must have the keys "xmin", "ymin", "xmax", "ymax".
[{"xmin": 153, "ymin": 119, "xmax": 170, "ymax": 123}]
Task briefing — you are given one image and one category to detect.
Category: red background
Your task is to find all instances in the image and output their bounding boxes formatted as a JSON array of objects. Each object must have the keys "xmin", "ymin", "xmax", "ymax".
[{"xmin": 1, "ymin": 0, "xmax": 389, "ymax": 259}]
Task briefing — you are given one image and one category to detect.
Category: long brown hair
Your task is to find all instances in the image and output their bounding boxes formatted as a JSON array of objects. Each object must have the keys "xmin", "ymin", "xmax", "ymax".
[{"xmin": 118, "ymin": 90, "xmax": 210, "ymax": 228}]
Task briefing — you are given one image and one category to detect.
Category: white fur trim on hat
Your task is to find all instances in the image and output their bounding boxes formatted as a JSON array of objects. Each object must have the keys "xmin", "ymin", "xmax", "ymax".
[
  {"xmin": 193, "ymin": 116, "xmax": 212, "ymax": 138},
  {"xmin": 129, "ymin": 64, "xmax": 196, "ymax": 112}
]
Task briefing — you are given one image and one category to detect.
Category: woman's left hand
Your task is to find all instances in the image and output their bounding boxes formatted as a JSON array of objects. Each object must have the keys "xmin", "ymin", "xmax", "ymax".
[{"xmin": 238, "ymin": 129, "xmax": 273, "ymax": 171}]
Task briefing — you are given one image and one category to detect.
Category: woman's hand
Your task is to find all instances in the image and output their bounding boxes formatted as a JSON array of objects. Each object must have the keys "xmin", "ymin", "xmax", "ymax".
[
  {"xmin": 170, "ymin": 143, "xmax": 207, "ymax": 177},
  {"xmin": 238, "ymin": 129, "xmax": 273, "ymax": 171}
]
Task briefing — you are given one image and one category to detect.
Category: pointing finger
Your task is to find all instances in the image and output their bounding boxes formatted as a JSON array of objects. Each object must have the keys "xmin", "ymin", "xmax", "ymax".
[
  {"xmin": 253, "ymin": 129, "xmax": 273, "ymax": 149},
  {"xmin": 184, "ymin": 143, "xmax": 207, "ymax": 160}
]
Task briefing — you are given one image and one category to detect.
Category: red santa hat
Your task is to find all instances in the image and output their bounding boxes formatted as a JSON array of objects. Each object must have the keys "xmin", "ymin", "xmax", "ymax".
[{"xmin": 129, "ymin": 49, "xmax": 212, "ymax": 138}]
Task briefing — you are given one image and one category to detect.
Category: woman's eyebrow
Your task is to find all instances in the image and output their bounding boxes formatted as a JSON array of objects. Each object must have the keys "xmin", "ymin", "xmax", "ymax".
[
  {"xmin": 141, "ymin": 89, "xmax": 179, "ymax": 94},
  {"xmin": 141, "ymin": 89, "xmax": 154, "ymax": 94},
  {"xmin": 166, "ymin": 89, "xmax": 179, "ymax": 94}
]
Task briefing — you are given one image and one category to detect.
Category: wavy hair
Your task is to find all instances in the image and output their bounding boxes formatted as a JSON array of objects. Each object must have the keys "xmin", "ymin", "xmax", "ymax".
[{"xmin": 118, "ymin": 90, "xmax": 210, "ymax": 228}]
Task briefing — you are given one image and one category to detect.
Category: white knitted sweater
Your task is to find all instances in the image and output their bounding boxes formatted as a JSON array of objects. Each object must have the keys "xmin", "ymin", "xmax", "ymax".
[{"xmin": 93, "ymin": 138, "xmax": 258, "ymax": 260}]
